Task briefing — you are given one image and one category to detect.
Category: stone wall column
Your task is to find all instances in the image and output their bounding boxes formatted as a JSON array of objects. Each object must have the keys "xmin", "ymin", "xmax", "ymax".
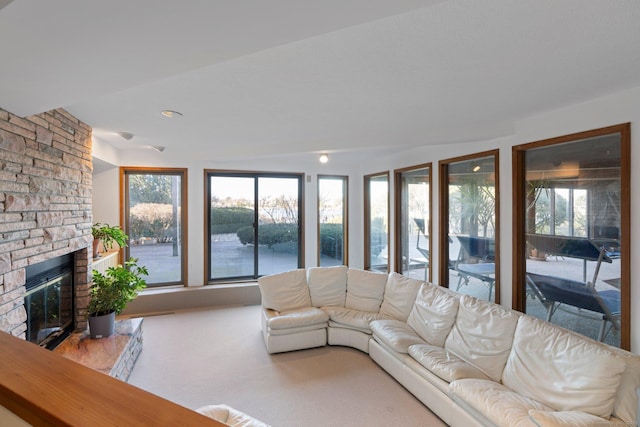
[{"xmin": 0, "ymin": 108, "xmax": 93, "ymax": 337}]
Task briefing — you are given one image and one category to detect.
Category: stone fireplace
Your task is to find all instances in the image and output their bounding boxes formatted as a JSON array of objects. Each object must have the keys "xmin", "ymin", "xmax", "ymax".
[{"xmin": 0, "ymin": 107, "xmax": 93, "ymax": 341}]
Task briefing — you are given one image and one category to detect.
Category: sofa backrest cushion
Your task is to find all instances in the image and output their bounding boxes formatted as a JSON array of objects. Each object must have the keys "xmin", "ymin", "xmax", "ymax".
[
  {"xmin": 345, "ymin": 268, "xmax": 388, "ymax": 312},
  {"xmin": 378, "ymin": 273, "xmax": 423, "ymax": 321},
  {"xmin": 502, "ymin": 315, "xmax": 627, "ymax": 419},
  {"xmin": 258, "ymin": 269, "xmax": 311, "ymax": 312},
  {"xmin": 444, "ymin": 294, "xmax": 519, "ymax": 383},
  {"xmin": 607, "ymin": 345, "xmax": 640, "ymax": 425},
  {"xmin": 307, "ymin": 266, "xmax": 348, "ymax": 307},
  {"xmin": 407, "ymin": 283, "xmax": 459, "ymax": 347}
]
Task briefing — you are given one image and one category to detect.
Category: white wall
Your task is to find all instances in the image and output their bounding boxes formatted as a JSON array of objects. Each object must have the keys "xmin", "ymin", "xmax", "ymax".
[{"xmin": 94, "ymin": 84, "xmax": 640, "ymax": 352}]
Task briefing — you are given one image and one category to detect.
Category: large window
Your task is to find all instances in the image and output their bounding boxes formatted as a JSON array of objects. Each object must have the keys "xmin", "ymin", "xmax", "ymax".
[
  {"xmin": 318, "ymin": 175, "xmax": 348, "ymax": 267},
  {"xmin": 439, "ymin": 151, "xmax": 499, "ymax": 302},
  {"xmin": 513, "ymin": 124, "xmax": 630, "ymax": 349},
  {"xmin": 121, "ymin": 168, "xmax": 187, "ymax": 287},
  {"xmin": 206, "ymin": 171, "xmax": 303, "ymax": 282},
  {"xmin": 395, "ymin": 164, "xmax": 431, "ymax": 281},
  {"xmin": 364, "ymin": 172, "xmax": 389, "ymax": 272}
]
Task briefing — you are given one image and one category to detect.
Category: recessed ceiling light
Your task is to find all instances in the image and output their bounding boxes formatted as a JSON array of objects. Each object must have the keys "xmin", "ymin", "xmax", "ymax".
[
  {"xmin": 117, "ymin": 131, "xmax": 134, "ymax": 140},
  {"xmin": 319, "ymin": 153, "xmax": 329, "ymax": 163},
  {"xmin": 161, "ymin": 110, "xmax": 183, "ymax": 118}
]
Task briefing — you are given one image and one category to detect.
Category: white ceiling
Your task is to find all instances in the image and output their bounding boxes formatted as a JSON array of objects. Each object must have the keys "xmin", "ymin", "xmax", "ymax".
[{"xmin": 1, "ymin": 0, "xmax": 640, "ymax": 162}]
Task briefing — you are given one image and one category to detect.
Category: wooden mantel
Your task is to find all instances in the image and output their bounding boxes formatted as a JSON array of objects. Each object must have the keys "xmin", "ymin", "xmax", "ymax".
[{"xmin": 0, "ymin": 331, "xmax": 224, "ymax": 427}]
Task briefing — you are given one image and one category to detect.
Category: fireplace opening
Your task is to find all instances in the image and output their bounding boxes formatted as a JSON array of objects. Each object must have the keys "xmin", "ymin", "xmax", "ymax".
[{"xmin": 24, "ymin": 253, "xmax": 75, "ymax": 350}]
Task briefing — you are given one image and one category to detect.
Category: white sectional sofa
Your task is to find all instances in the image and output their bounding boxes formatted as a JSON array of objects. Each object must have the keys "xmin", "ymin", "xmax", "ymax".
[{"xmin": 258, "ymin": 266, "xmax": 640, "ymax": 427}]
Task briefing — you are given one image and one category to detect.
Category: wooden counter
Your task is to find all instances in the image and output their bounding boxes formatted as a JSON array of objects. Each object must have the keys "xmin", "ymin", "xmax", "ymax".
[{"xmin": 0, "ymin": 331, "xmax": 224, "ymax": 427}]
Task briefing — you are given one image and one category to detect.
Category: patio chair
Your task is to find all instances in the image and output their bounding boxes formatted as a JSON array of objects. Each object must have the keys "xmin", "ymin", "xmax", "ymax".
[
  {"xmin": 525, "ymin": 272, "xmax": 620, "ymax": 341},
  {"xmin": 525, "ymin": 234, "xmax": 621, "ymax": 341},
  {"xmin": 451, "ymin": 235, "xmax": 496, "ymax": 300}
]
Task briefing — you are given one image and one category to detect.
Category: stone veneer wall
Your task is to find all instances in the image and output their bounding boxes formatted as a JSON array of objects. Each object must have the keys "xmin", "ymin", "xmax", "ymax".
[{"xmin": 0, "ymin": 107, "xmax": 93, "ymax": 337}]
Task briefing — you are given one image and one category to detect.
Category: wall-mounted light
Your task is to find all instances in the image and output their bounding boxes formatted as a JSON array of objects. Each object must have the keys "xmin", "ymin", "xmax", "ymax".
[
  {"xmin": 161, "ymin": 110, "xmax": 183, "ymax": 118},
  {"xmin": 472, "ymin": 164, "xmax": 481, "ymax": 172},
  {"xmin": 319, "ymin": 153, "xmax": 329, "ymax": 163}
]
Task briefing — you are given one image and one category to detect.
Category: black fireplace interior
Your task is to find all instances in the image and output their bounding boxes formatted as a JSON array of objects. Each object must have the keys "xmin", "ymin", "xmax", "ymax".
[{"xmin": 24, "ymin": 253, "xmax": 74, "ymax": 349}]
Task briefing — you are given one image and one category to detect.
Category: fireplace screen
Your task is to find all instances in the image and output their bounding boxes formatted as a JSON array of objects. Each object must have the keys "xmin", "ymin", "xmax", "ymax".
[{"xmin": 24, "ymin": 254, "xmax": 74, "ymax": 349}]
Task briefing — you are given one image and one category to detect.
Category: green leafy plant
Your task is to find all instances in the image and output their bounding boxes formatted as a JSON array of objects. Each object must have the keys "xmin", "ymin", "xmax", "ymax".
[
  {"xmin": 92, "ymin": 223, "xmax": 129, "ymax": 251},
  {"xmin": 89, "ymin": 258, "xmax": 148, "ymax": 316}
]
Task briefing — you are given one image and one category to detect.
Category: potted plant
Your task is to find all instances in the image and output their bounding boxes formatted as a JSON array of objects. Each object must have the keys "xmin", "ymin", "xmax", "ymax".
[
  {"xmin": 87, "ymin": 258, "xmax": 148, "ymax": 339},
  {"xmin": 92, "ymin": 223, "xmax": 128, "ymax": 258}
]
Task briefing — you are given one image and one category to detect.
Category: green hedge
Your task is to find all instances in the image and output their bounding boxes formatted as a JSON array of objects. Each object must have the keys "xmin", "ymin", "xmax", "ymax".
[
  {"xmin": 129, "ymin": 203, "xmax": 174, "ymax": 241},
  {"xmin": 319, "ymin": 223, "xmax": 343, "ymax": 259},
  {"xmin": 237, "ymin": 223, "xmax": 298, "ymax": 248},
  {"xmin": 210, "ymin": 207, "xmax": 254, "ymax": 234}
]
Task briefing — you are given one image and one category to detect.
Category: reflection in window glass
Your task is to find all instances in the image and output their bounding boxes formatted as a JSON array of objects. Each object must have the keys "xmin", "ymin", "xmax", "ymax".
[
  {"xmin": 524, "ymin": 135, "xmax": 622, "ymax": 347},
  {"xmin": 443, "ymin": 154, "xmax": 498, "ymax": 302},
  {"xmin": 396, "ymin": 166, "xmax": 430, "ymax": 281},
  {"xmin": 318, "ymin": 176, "xmax": 348, "ymax": 267},
  {"xmin": 365, "ymin": 173, "xmax": 389, "ymax": 272}
]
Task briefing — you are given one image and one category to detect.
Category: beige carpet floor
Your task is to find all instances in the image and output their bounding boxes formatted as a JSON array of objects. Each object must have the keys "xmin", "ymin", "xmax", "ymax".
[{"xmin": 127, "ymin": 305, "xmax": 446, "ymax": 427}]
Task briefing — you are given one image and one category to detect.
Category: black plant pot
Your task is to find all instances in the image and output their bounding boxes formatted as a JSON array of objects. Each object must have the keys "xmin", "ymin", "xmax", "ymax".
[{"xmin": 88, "ymin": 311, "xmax": 115, "ymax": 339}]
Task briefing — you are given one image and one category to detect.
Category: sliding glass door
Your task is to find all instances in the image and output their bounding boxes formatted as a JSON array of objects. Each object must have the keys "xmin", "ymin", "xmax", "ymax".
[{"xmin": 206, "ymin": 171, "xmax": 303, "ymax": 282}]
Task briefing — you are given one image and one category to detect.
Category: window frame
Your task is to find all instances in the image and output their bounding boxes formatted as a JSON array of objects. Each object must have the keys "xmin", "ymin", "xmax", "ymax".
[
  {"xmin": 394, "ymin": 163, "xmax": 432, "ymax": 282},
  {"xmin": 438, "ymin": 150, "xmax": 500, "ymax": 303},
  {"xmin": 512, "ymin": 123, "xmax": 631, "ymax": 349},
  {"xmin": 317, "ymin": 175, "xmax": 349, "ymax": 267},
  {"xmin": 120, "ymin": 167, "xmax": 188, "ymax": 287},
  {"xmin": 364, "ymin": 171, "xmax": 390, "ymax": 272},
  {"xmin": 204, "ymin": 169, "xmax": 304, "ymax": 283}
]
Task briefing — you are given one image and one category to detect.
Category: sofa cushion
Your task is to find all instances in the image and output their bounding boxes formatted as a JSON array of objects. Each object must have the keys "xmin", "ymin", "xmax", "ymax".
[
  {"xmin": 502, "ymin": 315, "xmax": 627, "ymax": 419},
  {"xmin": 370, "ymin": 319, "xmax": 424, "ymax": 353},
  {"xmin": 408, "ymin": 344, "xmax": 491, "ymax": 382},
  {"xmin": 528, "ymin": 410, "xmax": 628, "ymax": 427},
  {"xmin": 444, "ymin": 294, "xmax": 519, "ymax": 383},
  {"xmin": 323, "ymin": 307, "xmax": 392, "ymax": 333},
  {"xmin": 378, "ymin": 273, "xmax": 423, "ymax": 321},
  {"xmin": 345, "ymin": 268, "xmax": 388, "ymax": 312},
  {"xmin": 258, "ymin": 269, "xmax": 311, "ymax": 312},
  {"xmin": 196, "ymin": 403, "xmax": 271, "ymax": 427},
  {"xmin": 450, "ymin": 378, "xmax": 552, "ymax": 427},
  {"xmin": 266, "ymin": 307, "xmax": 329, "ymax": 330},
  {"xmin": 307, "ymin": 266, "xmax": 348, "ymax": 307},
  {"xmin": 407, "ymin": 283, "xmax": 459, "ymax": 347},
  {"xmin": 606, "ymin": 345, "xmax": 640, "ymax": 425}
]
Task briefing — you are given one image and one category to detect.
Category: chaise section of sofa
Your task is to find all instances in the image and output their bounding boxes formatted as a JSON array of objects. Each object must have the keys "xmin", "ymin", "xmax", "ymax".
[{"xmin": 258, "ymin": 269, "xmax": 329, "ymax": 354}]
